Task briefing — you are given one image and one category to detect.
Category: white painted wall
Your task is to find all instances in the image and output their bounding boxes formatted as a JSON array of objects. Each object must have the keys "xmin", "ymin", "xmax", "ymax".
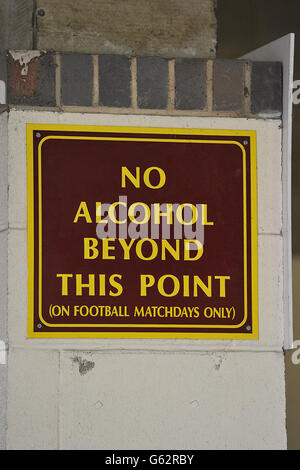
[
  {"xmin": 0, "ymin": 111, "xmax": 8, "ymax": 449},
  {"xmin": 5, "ymin": 110, "xmax": 286, "ymax": 449}
]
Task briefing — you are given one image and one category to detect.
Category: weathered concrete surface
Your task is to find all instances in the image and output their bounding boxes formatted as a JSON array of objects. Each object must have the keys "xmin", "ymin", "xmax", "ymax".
[
  {"xmin": 59, "ymin": 350, "xmax": 286, "ymax": 450},
  {"xmin": 0, "ymin": 1, "xmax": 33, "ymax": 51},
  {"xmin": 7, "ymin": 348, "xmax": 59, "ymax": 450},
  {"xmin": 36, "ymin": 0, "xmax": 217, "ymax": 57}
]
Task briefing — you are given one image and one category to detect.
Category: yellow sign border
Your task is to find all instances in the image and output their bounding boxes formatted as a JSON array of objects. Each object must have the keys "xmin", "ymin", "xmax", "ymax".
[{"xmin": 27, "ymin": 124, "xmax": 258, "ymax": 339}]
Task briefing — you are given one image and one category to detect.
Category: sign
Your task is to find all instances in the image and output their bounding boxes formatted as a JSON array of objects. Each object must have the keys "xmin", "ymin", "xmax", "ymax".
[{"xmin": 27, "ymin": 124, "xmax": 258, "ymax": 339}]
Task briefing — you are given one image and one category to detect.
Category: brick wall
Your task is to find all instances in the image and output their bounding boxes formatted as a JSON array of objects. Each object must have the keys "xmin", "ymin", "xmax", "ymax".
[{"xmin": 1, "ymin": 51, "xmax": 282, "ymax": 118}]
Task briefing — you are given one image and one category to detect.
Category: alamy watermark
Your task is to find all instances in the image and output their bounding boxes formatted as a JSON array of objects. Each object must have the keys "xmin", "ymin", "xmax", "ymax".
[
  {"xmin": 95, "ymin": 196, "xmax": 206, "ymax": 251},
  {"xmin": 291, "ymin": 340, "xmax": 300, "ymax": 365},
  {"xmin": 293, "ymin": 80, "xmax": 300, "ymax": 105}
]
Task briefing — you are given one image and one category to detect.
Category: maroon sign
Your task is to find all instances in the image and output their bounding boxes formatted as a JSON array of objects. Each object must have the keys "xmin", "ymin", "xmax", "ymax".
[{"xmin": 27, "ymin": 125, "xmax": 258, "ymax": 339}]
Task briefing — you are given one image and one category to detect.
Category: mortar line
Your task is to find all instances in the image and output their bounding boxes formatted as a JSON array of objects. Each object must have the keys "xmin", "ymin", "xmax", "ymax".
[
  {"xmin": 9, "ymin": 345, "xmax": 285, "ymax": 353},
  {"xmin": 8, "ymin": 103, "xmax": 282, "ymax": 119},
  {"xmin": 244, "ymin": 61, "xmax": 252, "ymax": 115},
  {"xmin": 131, "ymin": 57, "xmax": 138, "ymax": 110},
  {"xmin": 206, "ymin": 59, "xmax": 213, "ymax": 112},
  {"xmin": 168, "ymin": 59, "xmax": 175, "ymax": 111},
  {"xmin": 55, "ymin": 53, "xmax": 61, "ymax": 108},
  {"xmin": 93, "ymin": 55, "xmax": 99, "ymax": 107}
]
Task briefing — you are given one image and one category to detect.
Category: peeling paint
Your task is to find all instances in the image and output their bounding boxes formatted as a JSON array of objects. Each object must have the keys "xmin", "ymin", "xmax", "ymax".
[
  {"xmin": 190, "ymin": 400, "xmax": 199, "ymax": 408},
  {"xmin": 9, "ymin": 51, "xmax": 42, "ymax": 76},
  {"xmin": 207, "ymin": 351, "xmax": 229, "ymax": 371},
  {"xmin": 72, "ymin": 356, "xmax": 95, "ymax": 375},
  {"xmin": 214, "ymin": 353, "xmax": 227, "ymax": 371},
  {"xmin": 94, "ymin": 400, "xmax": 103, "ymax": 409}
]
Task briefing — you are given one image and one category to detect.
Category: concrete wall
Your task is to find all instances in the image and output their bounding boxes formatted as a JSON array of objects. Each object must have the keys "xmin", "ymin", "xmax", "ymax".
[
  {"xmin": 0, "ymin": 1, "xmax": 34, "ymax": 51},
  {"xmin": 0, "ymin": 0, "xmax": 217, "ymax": 58},
  {"xmin": 4, "ymin": 110, "xmax": 286, "ymax": 449},
  {"xmin": 36, "ymin": 0, "xmax": 217, "ymax": 57}
]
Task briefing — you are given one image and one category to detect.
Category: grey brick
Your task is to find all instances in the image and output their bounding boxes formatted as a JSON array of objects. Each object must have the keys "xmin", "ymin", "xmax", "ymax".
[
  {"xmin": 175, "ymin": 59, "xmax": 207, "ymax": 110},
  {"xmin": 99, "ymin": 55, "xmax": 131, "ymax": 108},
  {"xmin": 7, "ymin": 51, "xmax": 56, "ymax": 107},
  {"xmin": 251, "ymin": 61, "xmax": 282, "ymax": 115},
  {"xmin": 61, "ymin": 53, "xmax": 93, "ymax": 106},
  {"xmin": 137, "ymin": 57, "xmax": 168, "ymax": 109},
  {"xmin": 213, "ymin": 60, "xmax": 244, "ymax": 111}
]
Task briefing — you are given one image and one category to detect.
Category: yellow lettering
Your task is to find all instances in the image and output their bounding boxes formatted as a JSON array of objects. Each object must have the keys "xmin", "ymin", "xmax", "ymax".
[
  {"xmin": 157, "ymin": 275, "xmax": 180, "ymax": 297},
  {"xmin": 136, "ymin": 239, "xmax": 158, "ymax": 261},
  {"xmin": 161, "ymin": 239, "xmax": 180, "ymax": 260},
  {"xmin": 193, "ymin": 276, "xmax": 212, "ymax": 297},
  {"xmin": 215, "ymin": 275, "xmax": 230, "ymax": 297},
  {"xmin": 176, "ymin": 204, "xmax": 198, "ymax": 226},
  {"xmin": 201, "ymin": 204, "xmax": 214, "ymax": 225},
  {"xmin": 184, "ymin": 239, "xmax": 203, "ymax": 260},
  {"xmin": 56, "ymin": 274, "xmax": 73, "ymax": 295},
  {"xmin": 140, "ymin": 274, "xmax": 155, "ymax": 296},
  {"xmin": 154, "ymin": 203, "xmax": 173, "ymax": 224},
  {"xmin": 84, "ymin": 238, "xmax": 99, "ymax": 259},
  {"xmin": 73, "ymin": 202, "xmax": 92, "ymax": 223},
  {"xmin": 121, "ymin": 167, "xmax": 140, "ymax": 188},
  {"xmin": 102, "ymin": 238, "xmax": 116, "ymax": 260},
  {"xmin": 128, "ymin": 202, "xmax": 151, "ymax": 224},
  {"xmin": 109, "ymin": 274, "xmax": 123, "ymax": 296},
  {"xmin": 75, "ymin": 274, "xmax": 95, "ymax": 296},
  {"xmin": 143, "ymin": 167, "xmax": 166, "ymax": 189}
]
